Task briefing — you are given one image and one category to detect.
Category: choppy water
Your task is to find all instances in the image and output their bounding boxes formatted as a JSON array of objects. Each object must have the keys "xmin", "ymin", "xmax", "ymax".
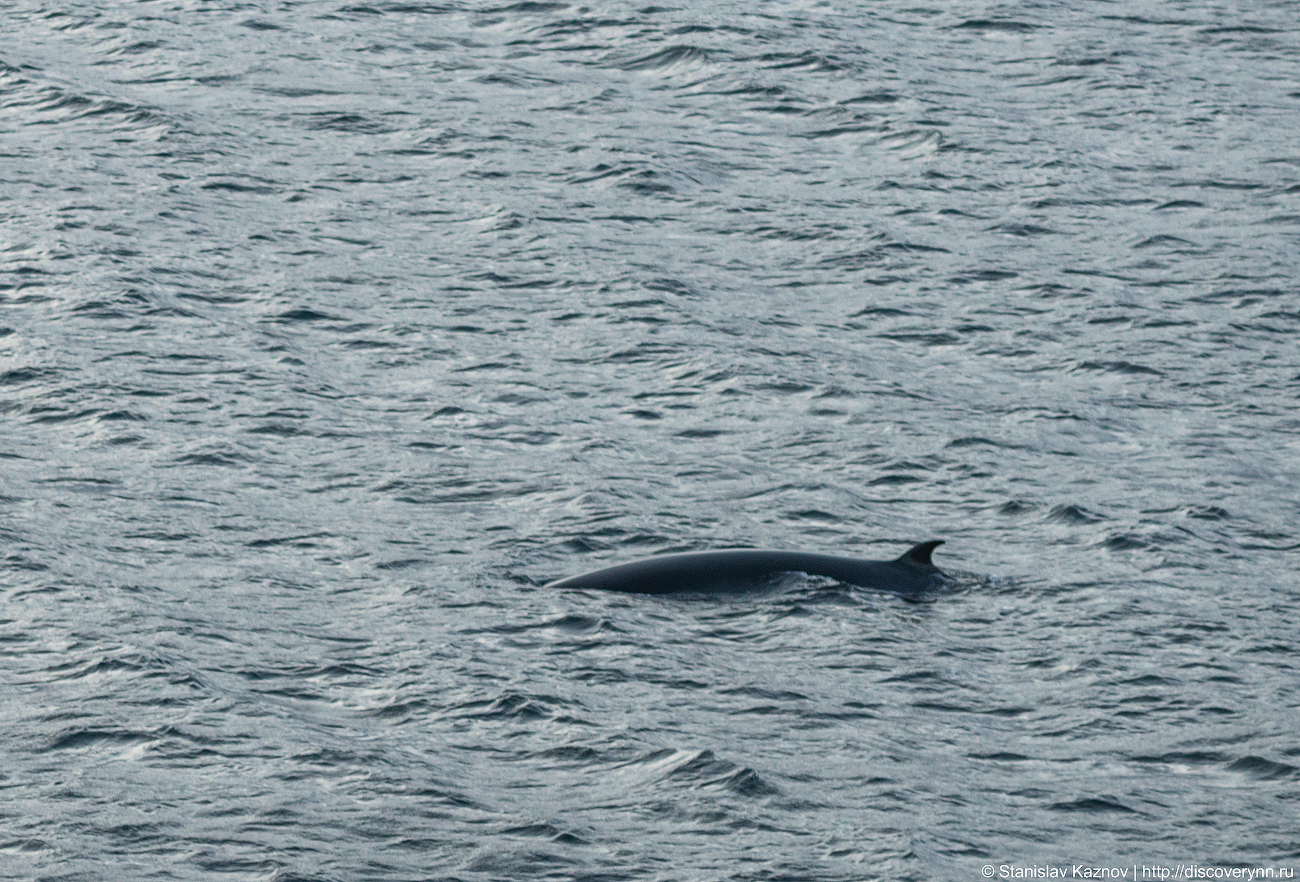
[{"xmin": 2, "ymin": 0, "xmax": 1299, "ymax": 879}]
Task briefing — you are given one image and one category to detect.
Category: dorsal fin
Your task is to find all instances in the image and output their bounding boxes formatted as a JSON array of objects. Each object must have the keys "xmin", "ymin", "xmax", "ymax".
[{"xmin": 897, "ymin": 540, "xmax": 943, "ymax": 567}]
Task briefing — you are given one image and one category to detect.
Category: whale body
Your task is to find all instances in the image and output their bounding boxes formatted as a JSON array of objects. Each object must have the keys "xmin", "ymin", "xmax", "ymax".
[{"xmin": 545, "ymin": 540, "xmax": 948, "ymax": 596}]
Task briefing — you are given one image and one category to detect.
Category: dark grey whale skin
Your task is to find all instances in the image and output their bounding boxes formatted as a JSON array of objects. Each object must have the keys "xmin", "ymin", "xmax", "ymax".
[{"xmin": 545, "ymin": 540, "xmax": 948, "ymax": 596}]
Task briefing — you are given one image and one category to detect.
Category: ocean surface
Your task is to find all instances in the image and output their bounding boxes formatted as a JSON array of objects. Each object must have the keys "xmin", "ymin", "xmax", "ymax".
[{"xmin": 2, "ymin": 0, "xmax": 1298, "ymax": 879}]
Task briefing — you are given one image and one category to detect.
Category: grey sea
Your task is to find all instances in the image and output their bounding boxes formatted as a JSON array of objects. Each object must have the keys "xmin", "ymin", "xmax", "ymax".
[{"xmin": 2, "ymin": 0, "xmax": 1298, "ymax": 879}]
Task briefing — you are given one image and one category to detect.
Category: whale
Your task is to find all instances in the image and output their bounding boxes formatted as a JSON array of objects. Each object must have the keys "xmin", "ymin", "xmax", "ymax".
[{"xmin": 545, "ymin": 540, "xmax": 948, "ymax": 596}]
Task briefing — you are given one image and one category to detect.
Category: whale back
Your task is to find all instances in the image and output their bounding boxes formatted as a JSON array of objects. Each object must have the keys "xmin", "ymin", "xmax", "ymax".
[{"xmin": 546, "ymin": 541, "xmax": 949, "ymax": 595}]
